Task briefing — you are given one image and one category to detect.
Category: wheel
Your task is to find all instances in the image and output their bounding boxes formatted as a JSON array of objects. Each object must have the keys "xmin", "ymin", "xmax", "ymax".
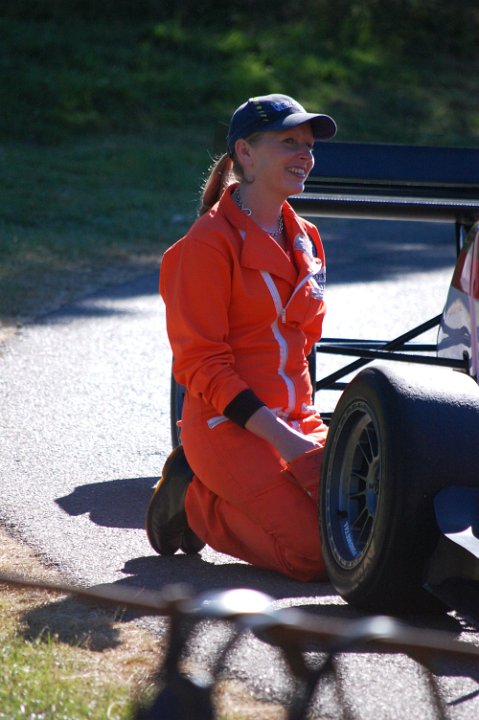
[
  {"xmin": 170, "ymin": 371, "xmax": 185, "ymax": 448},
  {"xmin": 319, "ymin": 362, "xmax": 479, "ymax": 613}
]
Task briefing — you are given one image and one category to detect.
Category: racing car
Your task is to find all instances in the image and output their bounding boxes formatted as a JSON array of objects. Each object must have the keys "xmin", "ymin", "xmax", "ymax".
[{"xmin": 317, "ymin": 218, "xmax": 479, "ymax": 613}]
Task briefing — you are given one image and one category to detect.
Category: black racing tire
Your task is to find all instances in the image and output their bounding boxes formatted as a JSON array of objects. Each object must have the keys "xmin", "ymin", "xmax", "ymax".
[
  {"xmin": 319, "ymin": 362, "xmax": 479, "ymax": 614},
  {"xmin": 170, "ymin": 371, "xmax": 185, "ymax": 448}
]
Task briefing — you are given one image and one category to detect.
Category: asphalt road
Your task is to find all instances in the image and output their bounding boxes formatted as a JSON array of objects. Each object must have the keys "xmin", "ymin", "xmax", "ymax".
[{"xmin": 2, "ymin": 218, "xmax": 479, "ymax": 718}]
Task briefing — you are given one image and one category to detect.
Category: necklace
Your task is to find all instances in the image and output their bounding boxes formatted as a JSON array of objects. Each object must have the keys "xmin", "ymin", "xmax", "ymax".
[{"xmin": 233, "ymin": 188, "xmax": 284, "ymax": 238}]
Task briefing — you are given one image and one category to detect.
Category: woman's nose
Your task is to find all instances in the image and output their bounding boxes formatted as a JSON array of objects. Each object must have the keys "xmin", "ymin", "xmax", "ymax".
[
  {"xmin": 298, "ymin": 145, "xmax": 314, "ymax": 164},
  {"xmin": 299, "ymin": 144, "xmax": 314, "ymax": 158}
]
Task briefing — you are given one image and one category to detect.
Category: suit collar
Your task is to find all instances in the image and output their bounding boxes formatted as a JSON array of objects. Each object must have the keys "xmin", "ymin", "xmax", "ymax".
[
  {"xmin": 220, "ymin": 185, "xmax": 297, "ymax": 283},
  {"xmin": 219, "ymin": 186, "xmax": 323, "ymax": 287}
]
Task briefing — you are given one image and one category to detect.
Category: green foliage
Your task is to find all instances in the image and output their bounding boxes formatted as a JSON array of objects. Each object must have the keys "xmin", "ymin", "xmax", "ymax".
[{"xmin": 0, "ymin": 1, "xmax": 477, "ymax": 146}]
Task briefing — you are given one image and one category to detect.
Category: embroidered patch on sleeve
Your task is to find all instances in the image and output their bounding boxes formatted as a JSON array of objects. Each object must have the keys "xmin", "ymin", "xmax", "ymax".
[
  {"xmin": 294, "ymin": 233, "xmax": 315, "ymax": 258},
  {"xmin": 311, "ymin": 267, "xmax": 326, "ymax": 298}
]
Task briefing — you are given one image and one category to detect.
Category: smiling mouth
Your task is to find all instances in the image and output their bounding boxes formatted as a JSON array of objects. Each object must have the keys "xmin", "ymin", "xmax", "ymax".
[{"xmin": 288, "ymin": 168, "xmax": 307, "ymax": 178}]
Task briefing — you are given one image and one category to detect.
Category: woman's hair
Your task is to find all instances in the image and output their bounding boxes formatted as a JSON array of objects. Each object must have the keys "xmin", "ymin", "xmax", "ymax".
[
  {"xmin": 198, "ymin": 132, "xmax": 264, "ymax": 216},
  {"xmin": 198, "ymin": 153, "xmax": 235, "ymax": 216}
]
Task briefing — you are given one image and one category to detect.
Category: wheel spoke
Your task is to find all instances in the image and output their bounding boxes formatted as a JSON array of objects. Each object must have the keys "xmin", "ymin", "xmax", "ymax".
[
  {"xmin": 356, "ymin": 514, "xmax": 373, "ymax": 547},
  {"xmin": 358, "ymin": 438, "xmax": 372, "ymax": 464},
  {"xmin": 351, "ymin": 470, "xmax": 368, "ymax": 484},
  {"xmin": 349, "ymin": 490, "xmax": 366, "ymax": 501},
  {"xmin": 351, "ymin": 506, "xmax": 368, "ymax": 532},
  {"xmin": 365, "ymin": 425, "xmax": 378, "ymax": 455}
]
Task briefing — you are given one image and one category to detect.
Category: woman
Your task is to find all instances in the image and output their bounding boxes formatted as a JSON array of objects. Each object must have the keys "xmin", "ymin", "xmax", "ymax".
[{"xmin": 153, "ymin": 94, "xmax": 337, "ymax": 581}]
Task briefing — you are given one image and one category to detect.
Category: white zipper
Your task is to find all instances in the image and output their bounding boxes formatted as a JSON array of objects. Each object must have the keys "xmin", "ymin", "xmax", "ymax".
[
  {"xmin": 284, "ymin": 264, "xmax": 324, "ymax": 313},
  {"xmin": 207, "ymin": 415, "xmax": 229, "ymax": 429},
  {"xmin": 260, "ymin": 271, "xmax": 296, "ymax": 414}
]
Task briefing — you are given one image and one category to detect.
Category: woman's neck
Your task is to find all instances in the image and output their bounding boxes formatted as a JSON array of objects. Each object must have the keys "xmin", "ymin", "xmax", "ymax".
[{"xmin": 234, "ymin": 184, "xmax": 284, "ymax": 233}]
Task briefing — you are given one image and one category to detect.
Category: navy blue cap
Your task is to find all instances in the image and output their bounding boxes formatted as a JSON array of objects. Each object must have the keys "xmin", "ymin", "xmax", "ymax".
[{"xmin": 227, "ymin": 93, "xmax": 337, "ymax": 156}]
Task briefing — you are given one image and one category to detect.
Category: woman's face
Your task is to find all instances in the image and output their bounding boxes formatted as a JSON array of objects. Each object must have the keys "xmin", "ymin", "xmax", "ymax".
[{"xmin": 240, "ymin": 122, "xmax": 315, "ymax": 200}]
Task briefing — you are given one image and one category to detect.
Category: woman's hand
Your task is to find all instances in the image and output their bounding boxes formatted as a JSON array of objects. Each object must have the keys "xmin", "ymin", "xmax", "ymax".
[{"xmin": 244, "ymin": 406, "xmax": 320, "ymax": 463}]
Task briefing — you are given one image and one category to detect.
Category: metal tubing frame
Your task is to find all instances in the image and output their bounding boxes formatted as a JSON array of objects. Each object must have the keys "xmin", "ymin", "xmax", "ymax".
[{"xmin": 314, "ymin": 314, "xmax": 468, "ymax": 391}]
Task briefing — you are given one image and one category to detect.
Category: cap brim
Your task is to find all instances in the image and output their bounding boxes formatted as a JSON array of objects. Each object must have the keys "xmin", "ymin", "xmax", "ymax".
[{"xmin": 268, "ymin": 112, "xmax": 337, "ymax": 140}]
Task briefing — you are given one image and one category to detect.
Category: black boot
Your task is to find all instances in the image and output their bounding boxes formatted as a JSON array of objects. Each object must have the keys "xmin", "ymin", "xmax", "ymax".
[{"xmin": 146, "ymin": 445, "xmax": 205, "ymax": 555}]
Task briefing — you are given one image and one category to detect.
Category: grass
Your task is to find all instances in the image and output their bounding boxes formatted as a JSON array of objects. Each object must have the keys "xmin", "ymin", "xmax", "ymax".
[
  {"xmin": 0, "ymin": 533, "xmax": 161, "ymax": 720},
  {"xmin": 0, "ymin": 130, "xmax": 211, "ymax": 258},
  {"xmin": 0, "ymin": 552, "xmax": 284, "ymax": 720},
  {"xmin": 0, "ymin": 614, "xmax": 134, "ymax": 719},
  {"xmin": 0, "ymin": 129, "xmax": 212, "ymax": 325},
  {"xmin": 1, "ymin": 8, "xmax": 478, "ymax": 330}
]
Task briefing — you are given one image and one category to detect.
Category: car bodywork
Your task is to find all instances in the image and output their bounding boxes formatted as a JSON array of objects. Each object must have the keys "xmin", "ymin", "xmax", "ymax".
[{"xmin": 438, "ymin": 222, "xmax": 479, "ymax": 381}]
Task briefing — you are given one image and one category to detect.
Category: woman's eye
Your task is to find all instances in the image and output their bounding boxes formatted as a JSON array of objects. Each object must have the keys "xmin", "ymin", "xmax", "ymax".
[{"xmin": 282, "ymin": 138, "xmax": 313, "ymax": 151}]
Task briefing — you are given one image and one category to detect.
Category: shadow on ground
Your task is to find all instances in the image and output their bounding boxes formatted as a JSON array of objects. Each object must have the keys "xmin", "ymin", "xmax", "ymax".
[
  {"xmin": 318, "ymin": 217, "xmax": 456, "ymax": 285},
  {"xmin": 56, "ymin": 476, "xmax": 157, "ymax": 530},
  {"xmin": 48, "ymin": 470, "xmax": 476, "ymax": 668},
  {"xmin": 3, "ymin": 218, "xmax": 457, "ymax": 334}
]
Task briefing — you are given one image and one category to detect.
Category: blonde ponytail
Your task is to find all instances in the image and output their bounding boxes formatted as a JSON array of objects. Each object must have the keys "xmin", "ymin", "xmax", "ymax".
[{"xmin": 199, "ymin": 153, "xmax": 235, "ymax": 216}]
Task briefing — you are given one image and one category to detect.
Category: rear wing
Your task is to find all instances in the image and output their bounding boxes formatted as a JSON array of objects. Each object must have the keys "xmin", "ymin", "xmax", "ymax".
[{"xmin": 290, "ymin": 142, "xmax": 479, "ymax": 251}]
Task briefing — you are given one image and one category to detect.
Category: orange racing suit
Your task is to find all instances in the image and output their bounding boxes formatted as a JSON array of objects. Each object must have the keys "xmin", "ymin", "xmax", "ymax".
[{"xmin": 160, "ymin": 184, "xmax": 329, "ymax": 581}]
